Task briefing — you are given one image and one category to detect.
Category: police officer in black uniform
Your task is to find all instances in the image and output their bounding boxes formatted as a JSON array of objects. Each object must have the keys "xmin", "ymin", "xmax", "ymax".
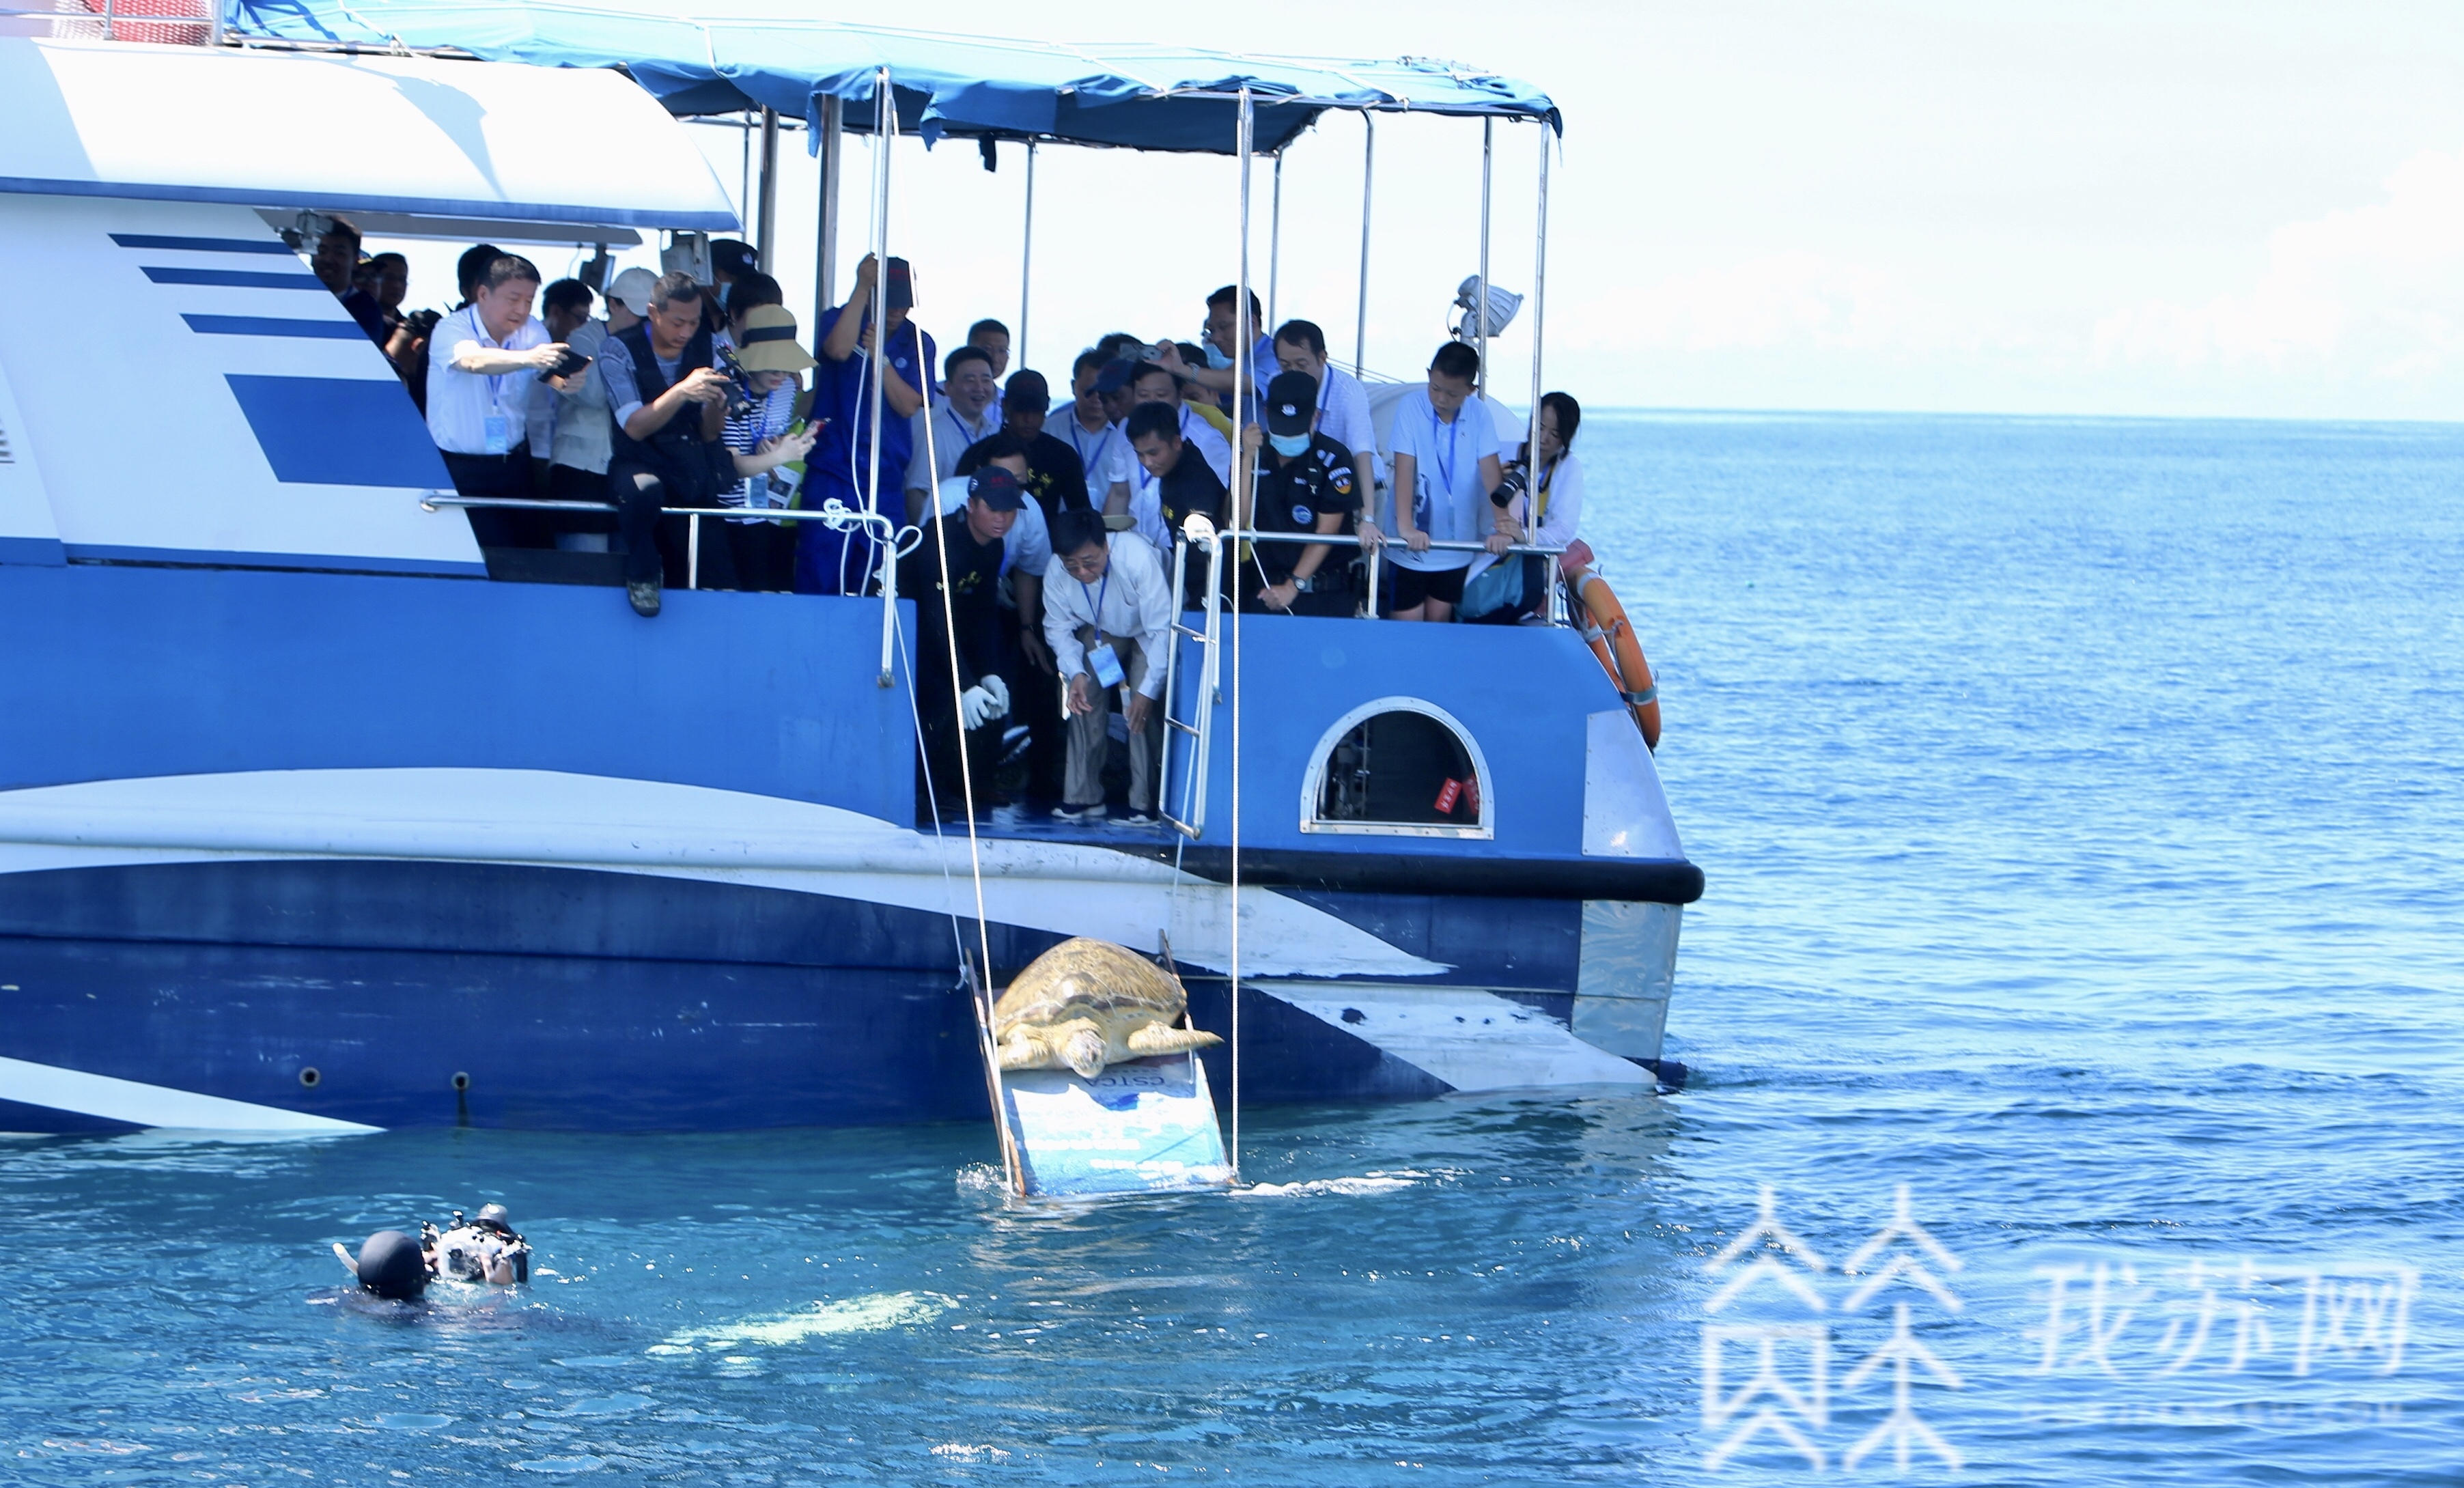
[
  {"xmin": 899, "ymin": 466, "xmax": 1025, "ymax": 818},
  {"xmin": 1241, "ymin": 371, "xmax": 1358, "ymax": 617}
]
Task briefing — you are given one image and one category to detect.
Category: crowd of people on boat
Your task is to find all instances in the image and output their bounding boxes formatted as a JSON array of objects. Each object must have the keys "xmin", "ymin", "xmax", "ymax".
[{"xmin": 317, "ymin": 224, "xmax": 1590, "ymax": 823}]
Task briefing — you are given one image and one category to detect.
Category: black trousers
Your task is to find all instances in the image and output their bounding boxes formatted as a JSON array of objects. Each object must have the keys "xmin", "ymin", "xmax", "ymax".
[
  {"xmin": 443, "ymin": 445, "xmax": 552, "ymax": 549},
  {"xmin": 546, "ymin": 462, "xmax": 617, "ymax": 539},
  {"xmin": 1003, "ymin": 606, "xmax": 1065, "ymax": 808},
  {"xmin": 720, "ymin": 520, "xmax": 797, "ymax": 593},
  {"xmin": 611, "ymin": 466, "xmax": 739, "ymax": 589}
]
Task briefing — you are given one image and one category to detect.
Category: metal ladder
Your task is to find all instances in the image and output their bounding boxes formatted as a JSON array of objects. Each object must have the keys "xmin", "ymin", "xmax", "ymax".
[{"xmin": 1159, "ymin": 518, "xmax": 1226, "ymax": 839}]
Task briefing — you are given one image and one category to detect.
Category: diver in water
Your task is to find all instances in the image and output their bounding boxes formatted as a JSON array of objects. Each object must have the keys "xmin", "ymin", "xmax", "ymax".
[
  {"xmin": 426, "ymin": 1203, "xmax": 531, "ymax": 1285},
  {"xmin": 334, "ymin": 1203, "xmax": 531, "ymax": 1299}
]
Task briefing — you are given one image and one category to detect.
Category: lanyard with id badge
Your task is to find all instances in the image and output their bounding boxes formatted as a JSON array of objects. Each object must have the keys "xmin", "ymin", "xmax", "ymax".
[
  {"xmin": 484, "ymin": 372, "xmax": 512, "ymax": 455},
  {"xmin": 1080, "ymin": 572, "xmax": 1126, "ymax": 688}
]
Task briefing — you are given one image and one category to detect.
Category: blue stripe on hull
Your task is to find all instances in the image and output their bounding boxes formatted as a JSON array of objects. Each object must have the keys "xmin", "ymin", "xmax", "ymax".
[
  {"xmin": 0, "ymin": 858, "xmax": 1583, "ymax": 994},
  {"xmin": 0, "ymin": 862, "xmax": 1450, "ymax": 1132}
]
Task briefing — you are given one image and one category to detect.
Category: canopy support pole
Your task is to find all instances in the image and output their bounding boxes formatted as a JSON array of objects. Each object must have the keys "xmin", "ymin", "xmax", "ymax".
[
  {"xmin": 1528, "ymin": 122, "xmax": 1550, "ymax": 537},
  {"xmin": 1229, "ymin": 84, "xmax": 1255, "ymax": 1186},
  {"xmin": 1268, "ymin": 150, "xmax": 1283, "ymax": 335},
  {"xmin": 814, "ymin": 96, "xmax": 843, "ymax": 330},
  {"xmin": 1476, "ymin": 117, "xmax": 1492, "ymax": 397},
  {"xmin": 755, "ymin": 107, "xmax": 781, "ymax": 272},
  {"xmin": 1354, "ymin": 114, "xmax": 1374, "ymax": 378},
  {"xmin": 1019, "ymin": 140, "xmax": 1037, "ymax": 374},
  {"xmin": 867, "ymin": 70, "xmax": 891, "ymax": 523}
]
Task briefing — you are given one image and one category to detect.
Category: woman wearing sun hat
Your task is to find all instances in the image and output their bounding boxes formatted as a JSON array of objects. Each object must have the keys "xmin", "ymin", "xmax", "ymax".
[{"xmin": 716, "ymin": 303, "xmax": 822, "ymax": 591}]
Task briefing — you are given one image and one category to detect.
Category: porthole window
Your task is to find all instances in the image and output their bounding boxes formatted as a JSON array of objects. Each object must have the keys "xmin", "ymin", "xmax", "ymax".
[{"xmin": 1301, "ymin": 697, "xmax": 1493, "ymax": 839}]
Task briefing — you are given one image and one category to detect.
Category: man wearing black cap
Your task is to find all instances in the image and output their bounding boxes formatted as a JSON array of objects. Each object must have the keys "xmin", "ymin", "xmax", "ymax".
[
  {"xmin": 1240, "ymin": 371, "xmax": 1358, "ymax": 617},
  {"xmin": 801, "ymin": 253, "xmax": 936, "ymax": 595},
  {"xmin": 977, "ymin": 371, "xmax": 1089, "ymax": 529},
  {"xmin": 897, "ymin": 466, "xmax": 1022, "ymax": 818}
]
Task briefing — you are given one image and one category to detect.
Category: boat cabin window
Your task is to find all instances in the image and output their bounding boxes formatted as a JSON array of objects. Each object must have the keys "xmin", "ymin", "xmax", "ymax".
[{"xmin": 1304, "ymin": 701, "xmax": 1492, "ymax": 839}]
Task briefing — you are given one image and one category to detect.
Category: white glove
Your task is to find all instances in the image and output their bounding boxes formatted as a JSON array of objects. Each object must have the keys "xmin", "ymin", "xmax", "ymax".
[
  {"xmin": 979, "ymin": 674, "xmax": 1011, "ymax": 716},
  {"xmin": 959, "ymin": 683, "xmax": 1003, "ymax": 730}
]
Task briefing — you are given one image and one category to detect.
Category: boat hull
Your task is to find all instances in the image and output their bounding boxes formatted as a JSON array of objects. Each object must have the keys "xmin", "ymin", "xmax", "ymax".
[{"xmin": 0, "ymin": 856, "xmax": 1666, "ymax": 1133}]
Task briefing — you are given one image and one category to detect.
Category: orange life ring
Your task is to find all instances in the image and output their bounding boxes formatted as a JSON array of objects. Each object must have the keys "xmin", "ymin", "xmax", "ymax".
[{"xmin": 1573, "ymin": 572, "xmax": 1662, "ymax": 752}]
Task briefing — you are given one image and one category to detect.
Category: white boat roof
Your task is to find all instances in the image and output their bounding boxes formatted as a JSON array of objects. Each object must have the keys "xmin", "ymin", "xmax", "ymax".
[{"xmin": 0, "ymin": 36, "xmax": 738, "ymax": 231}]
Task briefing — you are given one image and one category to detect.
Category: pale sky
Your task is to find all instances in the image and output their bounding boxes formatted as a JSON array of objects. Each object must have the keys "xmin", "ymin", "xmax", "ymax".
[{"xmin": 382, "ymin": 1, "xmax": 2464, "ymax": 419}]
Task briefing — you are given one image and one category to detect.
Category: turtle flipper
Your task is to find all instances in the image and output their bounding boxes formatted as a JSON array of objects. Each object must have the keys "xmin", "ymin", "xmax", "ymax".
[
  {"xmin": 1125, "ymin": 1022, "xmax": 1224, "ymax": 1056},
  {"xmin": 333, "ymin": 1241, "xmax": 360, "ymax": 1278},
  {"xmin": 997, "ymin": 1030, "xmax": 1048, "ymax": 1072}
]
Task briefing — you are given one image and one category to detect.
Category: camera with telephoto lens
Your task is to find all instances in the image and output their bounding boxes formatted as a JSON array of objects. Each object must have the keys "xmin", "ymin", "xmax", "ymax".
[
  {"xmin": 712, "ymin": 343, "xmax": 758, "ymax": 418},
  {"xmin": 1490, "ymin": 462, "xmax": 1530, "ymax": 509},
  {"xmin": 403, "ymin": 307, "xmax": 443, "ymax": 340}
]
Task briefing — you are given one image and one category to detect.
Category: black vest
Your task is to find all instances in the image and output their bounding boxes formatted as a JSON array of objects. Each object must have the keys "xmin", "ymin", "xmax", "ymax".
[{"xmin": 608, "ymin": 322, "xmax": 720, "ymax": 503}]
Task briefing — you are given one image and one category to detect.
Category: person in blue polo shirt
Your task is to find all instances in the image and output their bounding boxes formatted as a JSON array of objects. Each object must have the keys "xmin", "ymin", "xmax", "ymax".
[
  {"xmin": 798, "ymin": 253, "xmax": 936, "ymax": 596},
  {"xmin": 1365, "ymin": 341, "xmax": 1513, "ymax": 621}
]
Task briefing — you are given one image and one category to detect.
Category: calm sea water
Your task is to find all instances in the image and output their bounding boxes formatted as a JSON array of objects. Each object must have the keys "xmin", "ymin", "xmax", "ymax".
[{"xmin": 4, "ymin": 413, "xmax": 2461, "ymax": 1485}]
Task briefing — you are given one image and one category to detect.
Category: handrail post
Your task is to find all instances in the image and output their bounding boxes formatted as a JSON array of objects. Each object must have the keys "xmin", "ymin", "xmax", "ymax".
[
  {"xmin": 813, "ymin": 96, "xmax": 843, "ymax": 337},
  {"xmin": 687, "ymin": 512, "xmax": 701, "ymax": 589},
  {"xmin": 1354, "ymin": 115, "xmax": 1375, "ymax": 378},
  {"xmin": 755, "ymin": 107, "xmax": 781, "ymax": 271},
  {"xmin": 1476, "ymin": 116, "xmax": 1492, "ymax": 397},
  {"xmin": 1018, "ymin": 140, "xmax": 1036, "ymax": 372},
  {"xmin": 876, "ymin": 520, "xmax": 899, "ymax": 687}
]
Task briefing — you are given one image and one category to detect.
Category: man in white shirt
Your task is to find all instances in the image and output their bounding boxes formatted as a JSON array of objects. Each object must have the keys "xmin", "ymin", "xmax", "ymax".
[
  {"xmin": 1056, "ymin": 349, "xmax": 1133, "ymax": 512},
  {"xmin": 904, "ymin": 345, "xmax": 1003, "ymax": 506},
  {"xmin": 1272, "ymin": 318, "xmax": 1376, "ymax": 505},
  {"xmin": 1041, "ymin": 507, "xmax": 1174, "ymax": 826},
  {"xmin": 425, "ymin": 253, "xmax": 580, "ymax": 549},
  {"xmin": 1367, "ymin": 340, "xmax": 1511, "ymax": 622}
]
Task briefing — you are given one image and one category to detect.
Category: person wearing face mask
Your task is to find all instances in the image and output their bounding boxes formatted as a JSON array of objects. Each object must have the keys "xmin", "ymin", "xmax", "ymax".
[
  {"xmin": 1364, "ymin": 341, "xmax": 1514, "ymax": 622},
  {"xmin": 1238, "ymin": 371, "xmax": 1358, "ymax": 617}
]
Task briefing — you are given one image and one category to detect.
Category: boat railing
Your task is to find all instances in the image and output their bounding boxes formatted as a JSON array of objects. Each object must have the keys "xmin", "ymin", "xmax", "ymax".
[
  {"xmin": 419, "ymin": 496, "xmax": 1575, "ymax": 628},
  {"xmin": 1212, "ymin": 528, "xmax": 1572, "ymax": 625},
  {"xmin": 421, "ymin": 491, "xmax": 865, "ymax": 591}
]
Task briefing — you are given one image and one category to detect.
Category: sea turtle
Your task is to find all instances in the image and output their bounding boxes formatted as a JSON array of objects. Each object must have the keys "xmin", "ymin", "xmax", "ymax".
[{"xmin": 993, "ymin": 938, "xmax": 1222, "ymax": 1079}]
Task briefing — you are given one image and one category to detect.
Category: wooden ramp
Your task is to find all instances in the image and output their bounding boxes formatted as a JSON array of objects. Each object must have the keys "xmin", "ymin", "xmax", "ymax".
[{"xmin": 997, "ymin": 1054, "xmax": 1231, "ymax": 1198}]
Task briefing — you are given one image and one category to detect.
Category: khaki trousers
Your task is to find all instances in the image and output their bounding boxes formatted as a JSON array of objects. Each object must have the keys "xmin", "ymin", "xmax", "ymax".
[{"xmin": 1065, "ymin": 626, "xmax": 1158, "ymax": 812}]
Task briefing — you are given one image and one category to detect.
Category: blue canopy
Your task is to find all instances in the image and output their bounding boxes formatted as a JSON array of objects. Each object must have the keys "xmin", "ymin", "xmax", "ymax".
[{"xmin": 221, "ymin": 1, "xmax": 1561, "ymax": 154}]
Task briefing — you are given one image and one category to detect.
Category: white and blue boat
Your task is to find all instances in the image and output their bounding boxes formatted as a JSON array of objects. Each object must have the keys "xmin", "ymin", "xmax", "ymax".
[{"xmin": 0, "ymin": 5, "xmax": 1699, "ymax": 1135}]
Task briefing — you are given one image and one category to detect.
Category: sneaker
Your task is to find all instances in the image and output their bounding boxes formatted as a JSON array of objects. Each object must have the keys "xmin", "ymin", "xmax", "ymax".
[
  {"xmin": 626, "ymin": 578, "xmax": 662, "ymax": 617},
  {"xmin": 1122, "ymin": 811, "xmax": 1159, "ymax": 827},
  {"xmin": 1050, "ymin": 802, "xmax": 1107, "ymax": 823}
]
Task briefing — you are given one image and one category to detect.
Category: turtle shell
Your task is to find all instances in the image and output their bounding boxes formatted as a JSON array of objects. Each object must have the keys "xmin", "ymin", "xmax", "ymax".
[{"xmin": 993, "ymin": 938, "xmax": 1188, "ymax": 1039}]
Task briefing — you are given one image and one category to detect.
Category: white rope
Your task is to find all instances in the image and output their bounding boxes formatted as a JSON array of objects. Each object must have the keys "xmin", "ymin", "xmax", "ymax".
[
  {"xmin": 1227, "ymin": 86, "xmax": 1253, "ymax": 1186},
  {"xmin": 893, "ymin": 121, "xmax": 1022, "ymax": 1198}
]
